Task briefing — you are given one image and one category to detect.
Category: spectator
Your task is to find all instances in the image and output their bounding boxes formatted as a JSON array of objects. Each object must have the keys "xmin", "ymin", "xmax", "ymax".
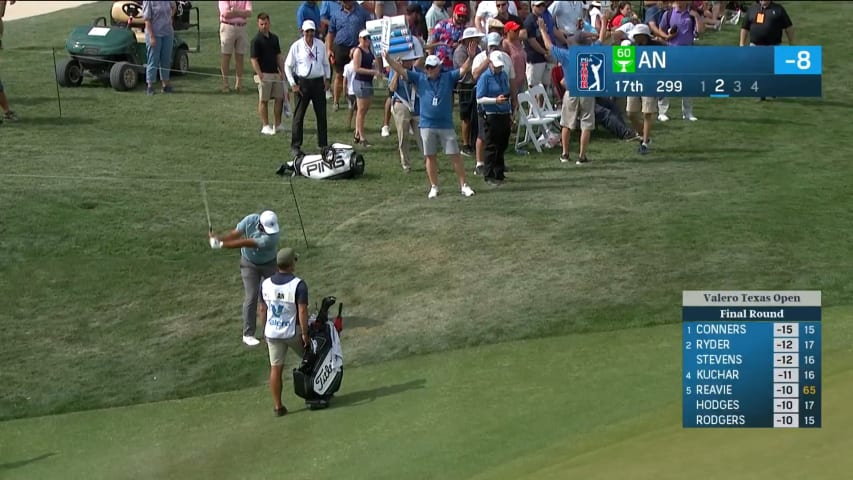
[
  {"xmin": 407, "ymin": 3, "xmax": 428, "ymax": 40},
  {"xmin": 622, "ymin": 24, "xmax": 665, "ymax": 154},
  {"xmin": 376, "ymin": 1, "xmax": 400, "ymax": 140},
  {"xmin": 740, "ymin": 0, "xmax": 794, "ymax": 101},
  {"xmin": 523, "ymin": 1, "xmax": 553, "ymax": 90},
  {"xmin": 342, "ymin": 47, "xmax": 358, "ymax": 131},
  {"xmin": 373, "ymin": 1, "xmax": 398, "ymax": 18},
  {"xmin": 608, "ymin": 1, "xmax": 638, "ymax": 29},
  {"xmin": 517, "ymin": 0, "xmax": 531, "ymax": 22},
  {"xmin": 454, "ymin": 27, "xmax": 485, "ymax": 158},
  {"xmin": 383, "ymin": 51, "xmax": 477, "ymax": 199},
  {"xmin": 258, "ymin": 248, "xmax": 309, "ymax": 417},
  {"xmin": 595, "ymin": 97, "xmax": 640, "ymax": 140},
  {"xmin": 502, "ymin": 20, "xmax": 526, "ymax": 95},
  {"xmin": 296, "ymin": 1, "xmax": 321, "ymax": 34},
  {"xmin": 426, "ymin": 0, "xmax": 449, "ymax": 32},
  {"xmin": 285, "ymin": 20, "xmax": 331, "ymax": 156},
  {"xmin": 538, "ymin": 17, "xmax": 594, "ymax": 164},
  {"xmin": 494, "ymin": 0, "xmax": 524, "ymax": 39},
  {"xmin": 588, "ymin": 0, "xmax": 605, "ymax": 33},
  {"xmin": 474, "ymin": 0, "xmax": 519, "ymax": 34},
  {"xmin": 250, "ymin": 12, "xmax": 286, "ymax": 136},
  {"xmin": 643, "ymin": 0, "xmax": 668, "ymax": 38},
  {"xmin": 658, "ymin": 1, "xmax": 703, "ymax": 121},
  {"xmin": 142, "ymin": 0, "xmax": 176, "ymax": 95},
  {"xmin": 219, "ymin": 1, "xmax": 252, "ymax": 93},
  {"xmin": 0, "ymin": 74, "xmax": 19, "ymax": 124},
  {"xmin": 351, "ymin": 29, "xmax": 381, "ymax": 147},
  {"xmin": 475, "ymin": 51, "xmax": 513, "ymax": 185},
  {"xmin": 389, "ymin": 49, "xmax": 425, "ymax": 172},
  {"xmin": 326, "ymin": 1, "xmax": 372, "ymax": 110},
  {"xmin": 430, "ymin": 2, "xmax": 469, "ymax": 68},
  {"xmin": 549, "ymin": 0, "xmax": 587, "ymax": 39},
  {"xmin": 0, "ymin": 0, "xmax": 15, "ymax": 50},
  {"xmin": 319, "ymin": 0, "xmax": 334, "ymax": 38},
  {"xmin": 208, "ymin": 210, "xmax": 282, "ymax": 347},
  {"xmin": 471, "ymin": 32, "xmax": 516, "ymax": 175}
]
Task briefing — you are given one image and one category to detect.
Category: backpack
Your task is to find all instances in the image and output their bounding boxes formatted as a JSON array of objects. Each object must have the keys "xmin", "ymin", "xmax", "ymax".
[{"xmin": 276, "ymin": 144, "xmax": 365, "ymax": 180}]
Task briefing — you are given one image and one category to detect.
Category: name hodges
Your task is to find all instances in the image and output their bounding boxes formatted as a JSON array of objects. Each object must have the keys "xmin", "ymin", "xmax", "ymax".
[{"xmin": 720, "ymin": 309, "xmax": 785, "ymax": 319}]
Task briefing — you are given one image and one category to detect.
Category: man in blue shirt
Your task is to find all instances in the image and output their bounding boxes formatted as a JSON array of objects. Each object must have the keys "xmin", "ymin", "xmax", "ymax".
[
  {"xmin": 209, "ymin": 210, "xmax": 282, "ymax": 347},
  {"xmin": 383, "ymin": 48, "xmax": 476, "ymax": 199},
  {"xmin": 388, "ymin": 50, "xmax": 424, "ymax": 173},
  {"xmin": 296, "ymin": 1, "xmax": 321, "ymax": 36},
  {"xmin": 475, "ymin": 51, "xmax": 512, "ymax": 185},
  {"xmin": 325, "ymin": 0, "xmax": 372, "ymax": 109}
]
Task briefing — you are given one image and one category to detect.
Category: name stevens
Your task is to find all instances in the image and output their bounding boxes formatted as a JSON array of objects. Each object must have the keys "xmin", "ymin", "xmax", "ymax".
[{"xmin": 696, "ymin": 354, "xmax": 742, "ymax": 365}]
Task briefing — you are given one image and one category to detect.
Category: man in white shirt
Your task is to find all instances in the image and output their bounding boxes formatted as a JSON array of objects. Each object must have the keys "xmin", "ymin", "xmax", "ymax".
[
  {"xmin": 285, "ymin": 20, "xmax": 332, "ymax": 156},
  {"xmin": 474, "ymin": 0, "xmax": 519, "ymax": 33},
  {"xmin": 425, "ymin": 0, "xmax": 449, "ymax": 32},
  {"xmin": 548, "ymin": 0, "xmax": 587, "ymax": 38}
]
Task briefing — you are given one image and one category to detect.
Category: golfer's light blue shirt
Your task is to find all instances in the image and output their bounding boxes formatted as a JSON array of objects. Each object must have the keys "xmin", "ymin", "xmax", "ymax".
[
  {"xmin": 407, "ymin": 68, "xmax": 461, "ymax": 129},
  {"xmin": 236, "ymin": 214, "xmax": 279, "ymax": 264}
]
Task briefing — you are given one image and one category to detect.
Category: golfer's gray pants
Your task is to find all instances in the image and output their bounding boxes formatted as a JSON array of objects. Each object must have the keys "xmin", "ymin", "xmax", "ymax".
[{"xmin": 240, "ymin": 257, "xmax": 277, "ymax": 337}]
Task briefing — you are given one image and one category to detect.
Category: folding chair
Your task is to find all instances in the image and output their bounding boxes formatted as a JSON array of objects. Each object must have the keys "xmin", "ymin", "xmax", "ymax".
[
  {"xmin": 528, "ymin": 83, "xmax": 561, "ymax": 121},
  {"xmin": 515, "ymin": 91, "xmax": 558, "ymax": 153}
]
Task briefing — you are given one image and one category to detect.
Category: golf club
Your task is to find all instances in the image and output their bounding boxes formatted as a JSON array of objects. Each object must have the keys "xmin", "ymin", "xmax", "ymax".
[
  {"xmin": 286, "ymin": 173, "xmax": 310, "ymax": 250},
  {"xmin": 200, "ymin": 180, "xmax": 212, "ymax": 234}
]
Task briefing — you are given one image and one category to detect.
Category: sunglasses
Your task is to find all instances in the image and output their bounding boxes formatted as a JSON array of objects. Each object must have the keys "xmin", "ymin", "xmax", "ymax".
[{"xmin": 426, "ymin": 64, "xmax": 439, "ymax": 70}]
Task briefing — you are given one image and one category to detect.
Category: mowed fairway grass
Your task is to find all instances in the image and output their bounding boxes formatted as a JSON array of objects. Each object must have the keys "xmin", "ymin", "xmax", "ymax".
[{"xmin": 1, "ymin": 1, "xmax": 852, "ymax": 478}]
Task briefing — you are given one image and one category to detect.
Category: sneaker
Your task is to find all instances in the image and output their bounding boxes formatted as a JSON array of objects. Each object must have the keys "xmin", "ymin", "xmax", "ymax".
[
  {"xmin": 274, "ymin": 406, "xmax": 288, "ymax": 417},
  {"xmin": 484, "ymin": 177, "xmax": 503, "ymax": 187},
  {"xmin": 473, "ymin": 164, "xmax": 485, "ymax": 175},
  {"xmin": 576, "ymin": 156, "xmax": 590, "ymax": 165},
  {"xmin": 3, "ymin": 110, "xmax": 19, "ymax": 121},
  {"xmin": 683, "ymin": 114, "xmax": 698, "ymax": 121},
  {"xmin": 657, "ymin": 114, "xmax": 669, "ymax": 122},
  {"xmin": 428, "ymin": 185, "xmax": 439, "ymax": 199},
  {"xmin": 275, "ymin": 123, "xmax": 286, "ymax": 133},
  {"xmin": 638, "ymin": 143, "xmax": 650, "ymax": 155},
  {"xmin": 162, "ymin": 85, "xmax": 174, "ymax": 94},
  {"xmin": 333, "ymin": 103, "xmax": 340, "ymax": 112},
  {"xmin": 146, "ymin": 86, "xmax": 155, "ymax": 96},
  {"xmin": 243, "ymin": 335, "xmax": 260, "ymax": 346},
  {"xmin": 408, "ymin": 125, "xmax": 415, "ymax": 135},
  {"xmin": 460, "ymin": 145, "xmax": 473, "ymax": 157},
  {"xmin": 559, "ymin": 153, "xmax": 570, "ymax": 163},
  {"xmin": 381, "ymin": 125, "xmax": 390, "ymax": 137},
  {"xmin": 402, "ymin": 165, "xmax": 411, "ymax": 173},
  {"xmin": 460, "ymin": 183, "xmax": 475, "ymax": 197},
  {"xmin": 261, "ymin": 125, "xmax": 276, "ymax": 136}
]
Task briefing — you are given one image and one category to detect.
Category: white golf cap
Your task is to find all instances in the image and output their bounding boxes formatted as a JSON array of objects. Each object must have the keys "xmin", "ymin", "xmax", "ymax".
[
  {"xmin": 620, "ymin": 39, "xmax": 633, "ymax": 46},
  {"xmin": 260, "ymin": 210, "xmax": 280, "ymax": 234},
  {"xmin": 629, "ymin": 23, "xmax": 651, "ymax": 39},
  {"xmin": 487, "ymin": 18, "xmax": 505, "ymax": 30},
  {"xmin": 532, "ymin": 0, "xmax": 547, "ymax": 6},
  {"xmin": 359, "ymin": 29, "xmax": 371, "ymax": 38},
  {"xmin": 425, "ymin": 54, "xmax": 441, "ymax": 67},
  {"xmin": 486, "ymin": 32, "xmax": 502, "ymax": 47},
  {"xmin": 616, "ymin": 22, "xmax": 635, "ymax": 34},
  {"xmin": 301, "ymin": 20, "xmax": 316, "ymax": 31},
  {"xmin": 489, "ymin": 51, "xmax": 505, "ymax": 68},
  {"xmin": 590, "ymin": 1, "xmax": 602, "ymax": 7},
  {"xmin": 461, "ymin": 26, "xmax": 483, "ymax": 41}
]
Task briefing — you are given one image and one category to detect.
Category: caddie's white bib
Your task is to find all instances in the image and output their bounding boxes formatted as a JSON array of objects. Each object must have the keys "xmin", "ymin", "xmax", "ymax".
[{"xmin": 262, "ymin": 276, "xmax": 302, "ymax": 339}]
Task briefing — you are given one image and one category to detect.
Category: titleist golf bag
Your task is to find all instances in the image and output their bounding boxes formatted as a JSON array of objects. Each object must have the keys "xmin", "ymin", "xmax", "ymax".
[
  {"xmin": 293, "ymin": 296, "xmax": 344, "ymax": 410},
  {"xmin": 276, "ymin": 144, "xmax": 365, "ymax": 180}
]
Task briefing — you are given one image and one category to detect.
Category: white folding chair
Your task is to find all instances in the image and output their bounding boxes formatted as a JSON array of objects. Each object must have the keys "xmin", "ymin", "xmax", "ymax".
[
  {"xmin": 515, "ymin": 91, "xmax": 558, "ymax": 153},
  {"xmin": 528, "ymin": 83, "xmax": 561, "ymax": 121}
]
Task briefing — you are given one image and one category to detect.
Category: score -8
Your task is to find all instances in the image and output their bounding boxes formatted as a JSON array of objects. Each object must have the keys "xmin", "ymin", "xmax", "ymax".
[
  {"xmin": 656, "ymin": 80, "xmax": 683, "ymax": 93},
  {"xmin": 701, "ymin": 79, "xmax": 759, "ymax": 93}
]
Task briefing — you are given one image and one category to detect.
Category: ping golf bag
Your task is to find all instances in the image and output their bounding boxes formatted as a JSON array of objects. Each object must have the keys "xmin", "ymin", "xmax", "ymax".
[
  {"xmin": 276, "ymin": 143, "xmax": 365, "ymax": 180},
  {"xmin": 293, "ymin": 296, "xmax": 344, "ymax": 410}
]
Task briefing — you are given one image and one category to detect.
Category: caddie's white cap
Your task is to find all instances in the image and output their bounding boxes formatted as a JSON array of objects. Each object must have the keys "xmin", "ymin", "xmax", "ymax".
[
  {"xmin": 489, "ymin": 51, "xmax": 505, "ymax": 68},
  {"xmin": 301, "ymin": 20, "xmax": 316, "ymax": 31},
  {"xmin": 461, "ymin": 26, "xmax": 484, "ymax": 41},
  {"xmin": 260, "ymin": 210, "xmax": 280, "ymax": 234},
  {"xmin": 425, "ymin": 54, "xmax": 441, "ymax": 67}
]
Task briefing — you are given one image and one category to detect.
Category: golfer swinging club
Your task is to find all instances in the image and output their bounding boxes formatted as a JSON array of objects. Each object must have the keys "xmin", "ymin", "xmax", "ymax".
[{"xmin": 209, "ymin": 210, "xmax": 281, "ymax": 346}]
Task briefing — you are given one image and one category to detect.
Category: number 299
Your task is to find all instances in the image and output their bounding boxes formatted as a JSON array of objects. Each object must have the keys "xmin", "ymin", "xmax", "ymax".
[{"xmin": 656, "ymin": 80, "xmax": 682, "ymax": 93}]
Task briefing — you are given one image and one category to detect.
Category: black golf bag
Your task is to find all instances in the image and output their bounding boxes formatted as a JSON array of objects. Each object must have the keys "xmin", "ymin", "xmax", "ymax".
[
  {"xmin": 276, "ymin": 144, "xmax": 365, "ymax": 180},
  {"xmin": 293, "ymin": 296, "xmax": 344, "ymax": 410}
]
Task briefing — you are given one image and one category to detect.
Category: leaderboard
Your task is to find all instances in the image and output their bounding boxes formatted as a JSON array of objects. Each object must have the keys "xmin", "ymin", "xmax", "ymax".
[{"xmin": 683, "ymin": 291, "xmax": 821, "ymax": 428}]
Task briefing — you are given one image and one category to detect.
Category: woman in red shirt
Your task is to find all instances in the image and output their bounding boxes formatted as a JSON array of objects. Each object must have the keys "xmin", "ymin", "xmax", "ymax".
[{"xmin": 609, "ymin": 1, "xmax": 635, "ymax": 29}]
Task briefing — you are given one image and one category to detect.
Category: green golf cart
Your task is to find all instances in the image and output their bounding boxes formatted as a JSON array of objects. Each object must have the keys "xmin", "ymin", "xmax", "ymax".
[{"xmin": 56, "ymin": 1, "xmax": 200, "ymax": 91}]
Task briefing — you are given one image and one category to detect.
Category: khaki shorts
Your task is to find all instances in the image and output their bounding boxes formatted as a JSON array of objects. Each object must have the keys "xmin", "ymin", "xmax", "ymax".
[
  {"xmin": 255, "ymin": 73, "xmax": 286, "ymax": 102},
  {"xmin": 220, "ymin": 23, "xmax": 249, "ymax": 55},
  {"xmin": 626, "ymin": 96, "xmax": 658, "ymax": 114},
  {"xmin": 525, "ymin": 62, "xmax": 552, "ymax": 88},
  {"xmin": 560, "ymin": 91, "xmax": 595, "ymax": 130},
  {"xmin": 267, "ymin": 331, "xmax": 305, "ymax": 366},
  {"xmin": 421, "ymin": 128, "xmax": 460, "ymax": 156}
]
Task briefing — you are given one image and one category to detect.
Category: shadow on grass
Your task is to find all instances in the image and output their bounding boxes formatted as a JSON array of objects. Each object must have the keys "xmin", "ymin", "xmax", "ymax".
[
  {"xmin": 332, "ymin": 379, "xmax": 426, "ymax": 408},
  {"xmin": 19, "ymin": 116, "xmax": 98, "ymax": 126},
  {"xmin": 0, "ymin": 453, "xmax": 57, "ymax": 471},
  {"xmin": 341, "ymin": 315, "xmax": 383, "ymax": 329},
  {"xmin": 703, "ymin": 116, "xmax": 813, "ymax": 126},
  {"xmin": 14, "ymin": 96, "xmax": 60, "ymax": 107}
]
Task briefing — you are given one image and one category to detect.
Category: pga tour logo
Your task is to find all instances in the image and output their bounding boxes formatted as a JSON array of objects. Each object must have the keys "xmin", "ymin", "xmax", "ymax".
[{"xmin": 577, "ymin": 53, "xmax": 605, "ymax": 92}]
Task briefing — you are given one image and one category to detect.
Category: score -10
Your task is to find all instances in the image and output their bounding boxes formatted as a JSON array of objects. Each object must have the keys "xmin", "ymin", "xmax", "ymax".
[{"xmin": 701, "ymin": 79, "xmax": 760, "ymax": 94}]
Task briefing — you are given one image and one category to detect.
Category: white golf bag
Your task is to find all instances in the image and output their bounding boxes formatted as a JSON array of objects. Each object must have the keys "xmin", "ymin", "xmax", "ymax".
[{"xmin": 277, "ymin": 143, "xmax": 365, "ymax": 180}]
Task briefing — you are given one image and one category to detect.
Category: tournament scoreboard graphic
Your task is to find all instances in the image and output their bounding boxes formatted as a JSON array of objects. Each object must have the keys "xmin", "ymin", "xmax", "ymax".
[
  {"xmin": 683, "ymin": 291, "xmax": 821, "ymax": 428},
  {"xmin": 568, "ymin": 46, "xmax": 822, "ymax": 97}
]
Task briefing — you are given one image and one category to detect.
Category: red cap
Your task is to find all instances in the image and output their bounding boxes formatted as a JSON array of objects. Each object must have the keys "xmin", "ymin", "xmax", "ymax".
[
  {"xmin": 504, "ymin": 21, "xmax": 521, "ymax": 32},
  {"xmin": 453, "ymin": 3, "xmax": 468, "ymax": 16}
]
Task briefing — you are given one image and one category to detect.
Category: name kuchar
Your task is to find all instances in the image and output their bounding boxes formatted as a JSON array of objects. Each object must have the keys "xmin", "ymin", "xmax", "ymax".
[{"xmin": 696, "ymin": 369, "xmax": 739, "ymax": 380}]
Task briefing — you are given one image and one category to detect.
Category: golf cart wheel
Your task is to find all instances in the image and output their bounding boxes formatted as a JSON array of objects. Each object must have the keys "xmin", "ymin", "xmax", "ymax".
[
  {"xmin": 56, "ymin": 58, "xmax": 84, "ymax": 87},
  {"xmin": 173, "ymin": 47, "xmax": 189, "ymax": 76},
  {"xmin": 110, "ymin": 61, "xmax": 138, "ymax": 91}
]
